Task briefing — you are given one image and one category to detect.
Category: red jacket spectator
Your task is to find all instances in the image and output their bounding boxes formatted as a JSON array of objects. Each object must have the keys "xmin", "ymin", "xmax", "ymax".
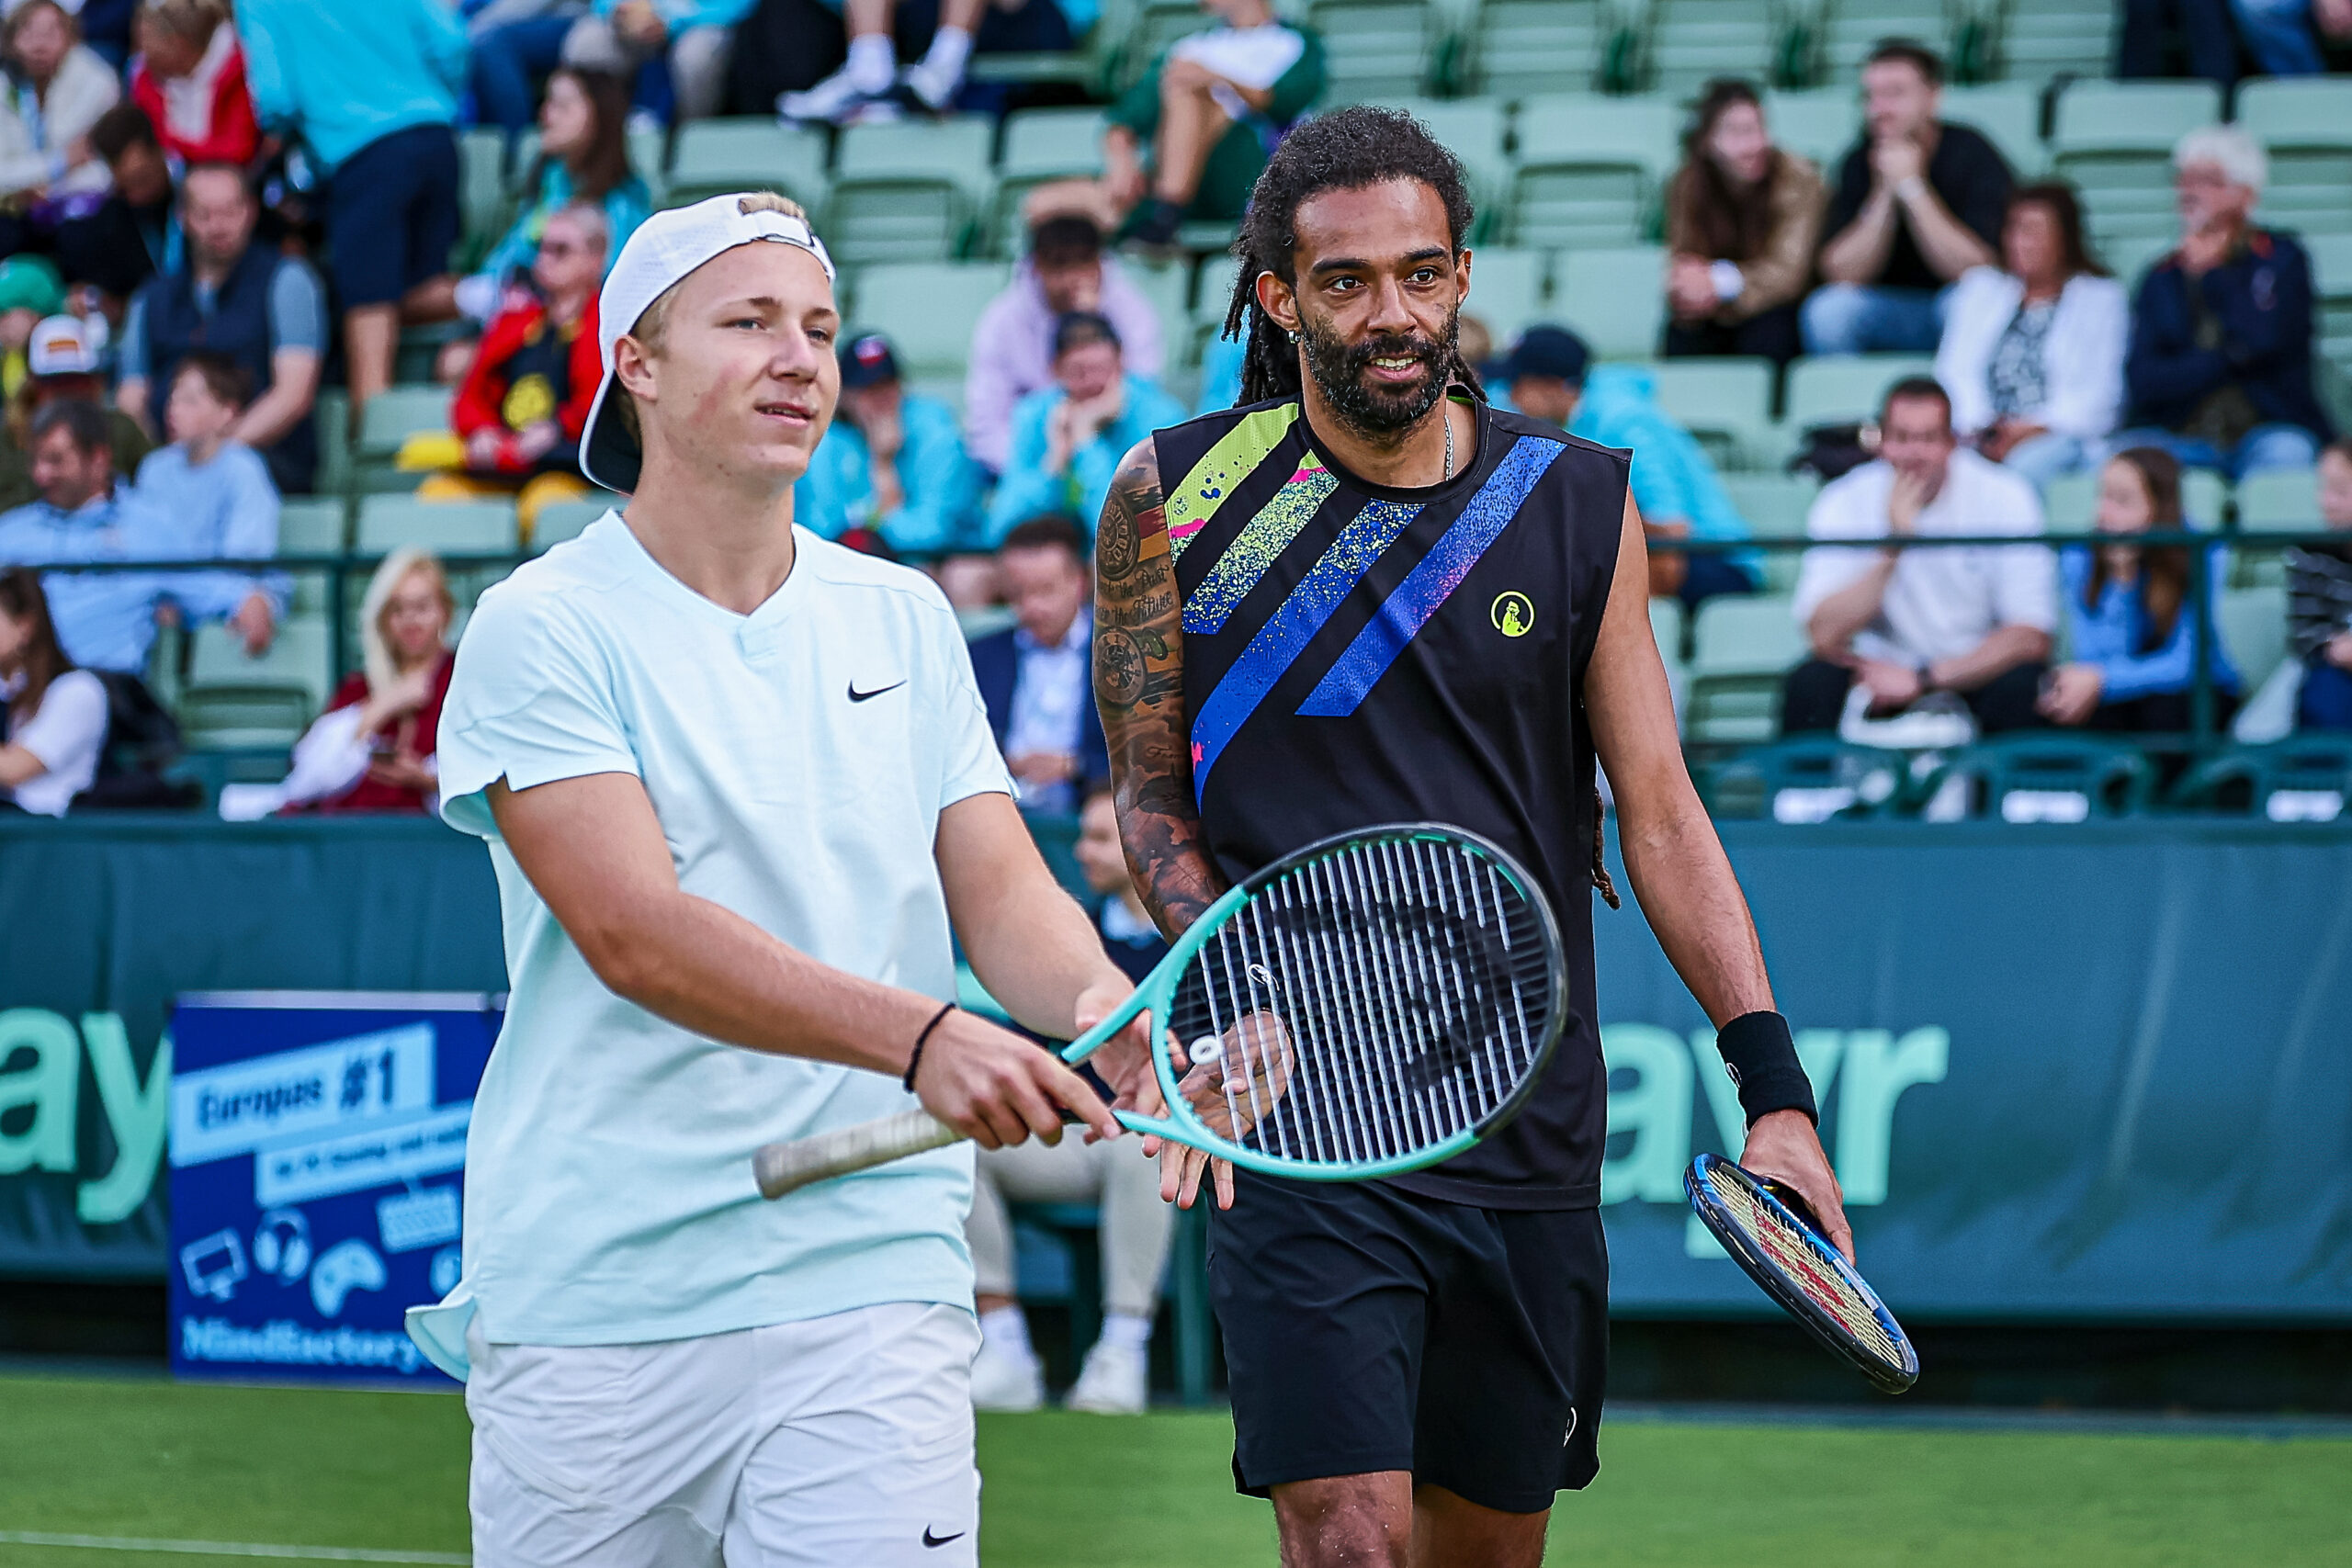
[
  {"xmin": 451, "ymin": 289, "xmax": 601, "ymax": 474},
  {"xmin": 306, "ymin": 649, "xmax": 454, "ymax": 814},
  {"xmin": 129, "ymin": 4, "xmax": 259, "ymax": 167}
]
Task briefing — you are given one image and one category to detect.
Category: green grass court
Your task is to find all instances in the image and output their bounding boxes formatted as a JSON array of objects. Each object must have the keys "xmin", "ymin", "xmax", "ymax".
[{"xmin": 0, "ymin": 1374, "xmax": 2346, "ymax": 1566}]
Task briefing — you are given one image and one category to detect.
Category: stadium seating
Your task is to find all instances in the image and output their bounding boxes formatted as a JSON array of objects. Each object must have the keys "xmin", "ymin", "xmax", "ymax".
[
  {"xmin": 665, "ymin": 118, "xmax": 830, "ymax": 210},
  {"xmin": 1459, "ymin": 0, "xmax": 1618, "ymax": 98},
  {"xmin": 2238, "ymin": 79, "xmax": 2352, "ymax": 243},
  {"xmin": 1719, "ymin": 472, "xmax": 1818, "ymax": 538},
  {"xmin": 1460, "ymin": 246, "xmax": 1549, "ymax": 345},
  {"xmin": 1782, "ymin": 353, "xmax": 1935, "ymax": 433},
  {"xmin": 1507, "ymin": 96, "xmax": 1678, "ymax": 253},
  {"xmin": 2234, "ymin": 469, "xmax": 2323, "ymax": 533},
  {"xmin": 2173, "ymin": 737, "xmax": 2352, "ymax": 818},
  {"xmin": 828, "ymin": 118, "xmax": 997, "ymax": 266},
  {"xmin": 1553, "ymin": 247, "xmax": 1667, "ymax": 359},
  {"xmin": 2052, "ymin": 81, "xmax": 2222, "ymax": 254},
  {"xmin": 1762, "ymin": 88, "xmax": 1862, "ymax": 171},
  {"xmin": 1987, "ymin": 0, "xmax": 2116, "ymax": 87},
  {"xmin": 1815, "ymin": 0, "xmax": 1961, "ymax": 85},
  {"xmin": 2043, "ymin": 467, "xmax": 2226, "ymax": 533},
  {"xmin": 1645, "ymin": 356, "xmax": 1778, "ymax": 469},
  {"xmin": 1381, "ymin": 97, "xmax": 1510, "ymax": 215},
  {"xmin": 1310, "ymin": 0, "xmax": 1439, "ymax": 100},
  {"xmin": 1641, "ymin": 0, "xmax": 1789, "ymax": 100},
  {"xmin": 1685, "ymin": 594, "xmax": 1806, "ymax": 745},
  {"xmin": 2305, "ymin": 234, "xmax": 2352, "ymax": 372},
  {"xmin": 179, "ymin": 616, "xmax": 333, "ymax": 751},
  {"xmin": 847, "ymin": 261, "xmax": 1012, "ymax": 383},
  {"xmin": 1959, "ymin": 734, "xmax": 2153, "ymax": 821},
  {"xmin": 989, "ymin": 107, "xmax": 1107, "ymax": 256},
  {"xmin": 277, "ymin": 500, "xmax": 348, "ymax": 616},
  {"xmin": 530, "ymin": 497, "xmax": 618, "ymax": 552},
  {"xmin": 2220, "ymin": 586, "xmax": 2289, "ymax": 688},
  {"xmin": 458, "ymin": 127, "xmax": 512, "ymax": 260},
  {"xmin": 356, "ymin": 387, "xmax": 453, "ymax": 462},
  {"xmin": 628, "ymin": 123, "xmax": 671, "ymax": 205},
  {"xmin": 1940, "ymin": 83, "xmax": 2047, "ymax": 179},
  {"xmin": 356, "ymin": 497, "xmax": 520, "ymax": 556}
]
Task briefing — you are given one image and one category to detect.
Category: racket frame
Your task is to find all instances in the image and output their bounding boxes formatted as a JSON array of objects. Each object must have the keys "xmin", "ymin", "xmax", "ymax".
[{"xmin": 1684, "ymin": 1152, "xmax": 1919, "ymax": 1394}]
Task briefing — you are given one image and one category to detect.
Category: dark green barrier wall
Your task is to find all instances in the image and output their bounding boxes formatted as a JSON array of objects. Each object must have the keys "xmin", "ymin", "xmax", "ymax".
[{"xmin": 3, "ymin": 816, "xmax": 2348, "ymax": 1320}]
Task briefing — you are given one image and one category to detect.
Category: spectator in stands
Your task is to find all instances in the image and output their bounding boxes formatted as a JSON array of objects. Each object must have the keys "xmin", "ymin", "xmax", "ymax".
[
  {"xmin": 128, "ymin": 0, "xmax": 259, "ymax": 167},
  {"xmin": 2229, "ymin": 0, "xmax": 2352, "ymax": 74},
  {"xmin": 560, "ymin": 0, "xmax": 750, "ymax": 125},
  {"xmin": 0, "ymin": 400, "xmax": 268, "ymax": 673},
  {"xmin": 989, "ymin": 313, "xmax": 1184, "ymax": 546},
  {"xmin": 1498, "ymin": 325, "xmax": 1759, "ymax": 612},
  {"xmin": 966, "ymin": 779, "xmax": 1177, "ymax": 1416},
  {"xmin": 1035, "ymin": 0, "xmax": 1324, "ymax": 249},
  {"xmin": 967, "ymin": 513, "xmax": 1106, "ymax": 815},
  {"xmin": 1936, "ymin": 184, "xmax": 2129, "ymax": 491},
  {"xmin": 2287, "ymin": 438, "xmax": 2352, "ymax": 732},
  {"xmin": 0, "ymin": 254, "xmax": 62, "ymax": 400},
  {"xmin": 1804, "ymin": 39, "xmax": 2009, "ymax": 356},
  {"xmin": 1784, "ymin": 378, "xmax": 2057, "ymax": 735},
  {"xmin": 406, "ymin": 204, "xmax": 604, "ymax": 540},
  {"xmin": 116, "ymin": 165, "xmax": 322, "ymax": 497},
  {"xmin": 2119, "ymin": 0, "xmax": 2245, "ymax": 87},
  {"xmin": 797, "ymin": 331, "xmax": 979, "ymax": 555},
  {"xmin": 0, "ymin": 0, "xmax": 120, "ymax": 204},
  {"xmin": 1664, "ymin": 79, "xmax": 1824, "ymax": 368},
  {"xmin": 236, "ymin": 0, "xmax": 467, "ymax": 423},
  {"xmin": 0, "ymin": 564, "xmax": 106, "ymax": 816},
  {"xmin": 967, "ymin": 216, "xmax": 1166, "ymax": 476},
  {"xmin": 3, "ymin": 313, "xmax": 151, "ymax": 511},
  {"xmin": 2116, "ymin": 127, "xmax": 2334, "ymax": 485},
  {"xmin": 2039, "ymin": 446, "xmax": 2238, "ymax": 734},
  {"xmin": 131, "ymin": 349, "xmax": 284, "ymax": 653},
  {"xmin": 220, "ymin": 546, "xmax": 458, "ymax": 819},
  {"xmin": 781, "ymin": 0, "xmax": 1078, "ymax": 121},
  {"xmin": 469, "ymin": 1, "xmax": 594, "ymax": 135},
  {"xmin": 51, "ymin": 103, "xmax": 175, "ymax": 309}
]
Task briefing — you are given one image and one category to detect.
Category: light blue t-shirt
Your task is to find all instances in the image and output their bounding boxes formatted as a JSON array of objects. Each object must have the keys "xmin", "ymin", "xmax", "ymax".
[{"xmin": 411, "ymin": 513, "xmax": 1012, "ymax": 1371}]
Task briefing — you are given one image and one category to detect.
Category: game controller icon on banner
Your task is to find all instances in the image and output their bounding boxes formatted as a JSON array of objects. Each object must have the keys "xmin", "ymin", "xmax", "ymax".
[{"xmin": 310, "ymin": 1238, "xmax": 388, "ymax": 1318}]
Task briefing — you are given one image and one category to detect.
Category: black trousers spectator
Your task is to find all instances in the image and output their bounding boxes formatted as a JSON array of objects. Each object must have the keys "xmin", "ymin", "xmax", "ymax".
[
  {"xmin": 2117, "ymin": 0, "xmax": 2241, "ymax": 86},
  {"xmin": 1664, "ymin": 304, "xmax": 1803, "ymax": 368},
  {"xmin": 2084, "ymin": 690, "xmax": 2241, "ymax": 734},
  {"xmin": 1781, "ymin": 659, "xmax": 2048, "ymax": 737}
]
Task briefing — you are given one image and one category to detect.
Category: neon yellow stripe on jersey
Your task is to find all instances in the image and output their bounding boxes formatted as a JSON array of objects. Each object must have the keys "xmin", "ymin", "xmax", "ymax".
[
  {"xmin": 1182, "ymin": 456, "xmax": 1339, "ymax": 635},
  {"xmin": 1165, "ymin": 403, "xmax": 1299, "ymax": 562}
]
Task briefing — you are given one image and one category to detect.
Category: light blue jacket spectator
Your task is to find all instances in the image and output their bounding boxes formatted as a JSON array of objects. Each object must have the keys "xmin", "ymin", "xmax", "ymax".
[
  {"xmin": 134, "ymin": 443, "xmax": 289, "ymax": 622},
  {"xmin": 1566, "ymin": 364, "xmax": 1760, "ymax": 580},
  {"xmin": 989, "ymin": 373, "xmax": 1187, "ymax": 546},
  {"xmin": 2061, "ymin": 546, "xmax": 2241, "ymax": 701},
  {"xmin": 796, "ymin": 394, "xmax": 983, "ymax": 556},
  {"xmin": 0, "ymin": 487, "xmax": 264, "ymax": 673},
  {"xmin": 481, "ymin": 162, "xmax": 652, "ymax": 284},
  {"xmin": 238, "ymin": 0, "xmax": 468, "ymax": 172}
]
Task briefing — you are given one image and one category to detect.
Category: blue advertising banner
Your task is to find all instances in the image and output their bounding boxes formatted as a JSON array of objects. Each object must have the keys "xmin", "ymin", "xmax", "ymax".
[{"xmin": 166, "ymin": 993, "xmax": 500, "ymax": 1385}]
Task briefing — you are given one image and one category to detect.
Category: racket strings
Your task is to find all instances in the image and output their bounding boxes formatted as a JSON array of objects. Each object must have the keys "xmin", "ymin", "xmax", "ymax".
[
  {"xmin": 1166, "ymin": 835, "xmax": 1556, "ymax": 1168},
  {"xmin": 1705, "ymin": 1168, "xmax": 1904, "ymax": 1365}
]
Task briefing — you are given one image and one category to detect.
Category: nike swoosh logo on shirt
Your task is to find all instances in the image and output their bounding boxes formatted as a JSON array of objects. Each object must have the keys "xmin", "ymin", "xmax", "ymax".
[
  {"xmin": 848, "ymin": 680, "xmax": 908, "ymax": 703},
  {"xmin": 922, "ymin": 1527, "xmax": 966, "ymax": 1548}
]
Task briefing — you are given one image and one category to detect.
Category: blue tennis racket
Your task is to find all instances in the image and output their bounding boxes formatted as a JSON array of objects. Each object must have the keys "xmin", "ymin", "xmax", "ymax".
[
  {"xmin": 1686, "ymin": 1152, "xmax": 1919, "ymax": 1394},
  {"xmin": 754, "ymin": 822, "xmax": 1568, "ymax": 1199}
]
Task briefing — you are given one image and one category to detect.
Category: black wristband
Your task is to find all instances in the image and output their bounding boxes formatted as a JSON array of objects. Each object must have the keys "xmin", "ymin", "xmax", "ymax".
[
  {"xmin": 902, "ymin": 1002, "xmax": 957, "ymax": 1094},
  {"xmin": 1714, "ymin": 1010, "xmax": 1816, "ymax": 1126}
]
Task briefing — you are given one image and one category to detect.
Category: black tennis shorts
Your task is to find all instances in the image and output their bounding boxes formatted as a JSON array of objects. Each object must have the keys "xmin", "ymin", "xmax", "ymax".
[{"xmin": 1207, "ymin": 1173, "xmax": 1607, "ymax": 1514}]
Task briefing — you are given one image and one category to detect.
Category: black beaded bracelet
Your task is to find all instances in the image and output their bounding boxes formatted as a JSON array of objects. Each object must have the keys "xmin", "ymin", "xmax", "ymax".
[
  {"xmin": 1714, "ymin": 1010, "xmax": 1817, "ymax": 1126},
  {"xmin": 902, "ymin": 1002, "xmax": 957, "ymax": 1094}
]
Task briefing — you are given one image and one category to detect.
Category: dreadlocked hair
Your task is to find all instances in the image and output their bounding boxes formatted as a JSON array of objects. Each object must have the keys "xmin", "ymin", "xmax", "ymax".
[{"xmin": 1220, "ymin": 106, "xmax": 1489, "ymax": 409}]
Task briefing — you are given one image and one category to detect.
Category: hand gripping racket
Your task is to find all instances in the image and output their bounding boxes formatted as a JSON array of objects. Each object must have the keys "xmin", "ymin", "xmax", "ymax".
[
  {"xmin": 1685, "ymin": 1152, "xmax": 1920, "ymax": 1394},
  {"xmin": 755, "ymin": 823, "xmax": 1569, "ymax": 1199}
]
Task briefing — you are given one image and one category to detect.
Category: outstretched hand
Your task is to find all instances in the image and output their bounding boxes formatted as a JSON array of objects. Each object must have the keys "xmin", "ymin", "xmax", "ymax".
[{"xmin": 1738, "ymin": 1108, "xmax": 1854, "ymax": 1262}]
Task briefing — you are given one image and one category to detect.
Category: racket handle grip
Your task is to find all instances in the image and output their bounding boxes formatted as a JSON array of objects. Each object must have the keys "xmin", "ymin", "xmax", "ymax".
[{"xmin": 753, "ymin": 1109, "xmax": 964, "ymax": 1200}]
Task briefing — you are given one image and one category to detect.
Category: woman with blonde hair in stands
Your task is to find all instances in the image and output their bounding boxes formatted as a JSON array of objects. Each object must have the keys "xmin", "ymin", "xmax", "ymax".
[
  {"xmin": 216, "ymin": 548, "xmax": 458, "ymax": 819},
  {"xmin": 0, "ymin": 565, "xmax": 108, "ymax": 817},
  {"xmin": 0, "ymin": 0, "xmax": 120, "ymax": 201},
  {"xmin": 1663, "ymin": 78, "xmax": 1826, "ymax": 368}
]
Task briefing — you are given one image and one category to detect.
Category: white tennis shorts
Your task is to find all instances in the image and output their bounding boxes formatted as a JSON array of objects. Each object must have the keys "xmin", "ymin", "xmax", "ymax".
[{"xmin": 466, "ymin": 1301, "xmax": 981, "ymax": 1567}]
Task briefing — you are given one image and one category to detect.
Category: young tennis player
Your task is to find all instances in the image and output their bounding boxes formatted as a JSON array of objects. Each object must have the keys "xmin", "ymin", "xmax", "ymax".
[
  {"xmin": 407, "ymin": 192, "xmax": 1151, "ymax": 1566},
  {"xmin": 1095, "ymin": 107, "xmax": 1852, "ymax": 1566}
]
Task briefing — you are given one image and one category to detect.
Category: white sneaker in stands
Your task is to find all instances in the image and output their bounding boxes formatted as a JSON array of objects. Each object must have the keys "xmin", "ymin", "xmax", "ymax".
[
  {"xmin": 968, "ymin": 1340, "xmax": 1045, "ymax": 1413},
  {"xmin": 1064, "ymin": 1340, "xmax": 1148, "ymax": 1415},
  {"xmin": 901, "ymin": 57, "xmax": 964, "ymax": 112},
  {"xmin": 778, "ymin": 66, "xmax": 876, "ymax": 124}
]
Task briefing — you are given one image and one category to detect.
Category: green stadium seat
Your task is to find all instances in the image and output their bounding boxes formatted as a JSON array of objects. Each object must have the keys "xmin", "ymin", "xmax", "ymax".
[
  {"xmin": 2219, "ymin": 586, "xmax": 2288, "ymax": 689},
  {"xmin": 531, "ymin": 495, "xmax": 622, "ymax": 552},
  {"xmin": 2052, "ymin": 81, "xmax": 2222, "ymax": 255},
  {"xmin": 1193, "ymin": 254, "xmax": 1241, "ymax": 328},
  {"xmin": 2234, "ymin": 468, "xmax": 2322, "ymax": 533},
  {"xmin": 828, "ymin": 117, "xmax": 996, "ymax": 266},
  {"xmin": 1719, "ymin": 471, "xmax": 1818, "ymax": 539},
  {"xmin": 2171, "ymin": 738, "xmax": 2352, "ymax": 819},
  {"xmin": 1782, "ymin": 353, "xmax": 1934, "ymax": 432},
  {"xmin": 1462, "ymin": 246, "xmax": 1549, "ymax": 346},
  {"xmin": 2041, "ymin": 470, "xmax": 2096, "ymax": 535},
  {"xmin": 1645, "ymin": 356, "xmax": 1776, "ymax": 471},
  {"xmin": 1960, "ymin": 734, "xmax": 2152, "ymax": 821},
  {"xmin": 846, "ymin": 260, "xmax": 1010, "ymax": 380},
  {"xmin": 1939, "ymin": 83, "xmax": 2047, "ymax": 180},
  {"xmin": 2304, "ymin": 233, "xmax": 2352, "ymax": 373},
  {"xmin": 1761, "ymin": 89, "xmax": 1861, "ymax": 172},
  {"xmin": 1815, "ymin": 0, "xmax": 1959, "ymax": 85},
  {"xmin": 1650, "ymin": 594, "xmax": 1687, "ymax": 667},
  {"xmin": 2185, "ymin": 468, "xmax": 2226, "ymax": 530},
  {"xmin": 665, "ymin": 118, "xmax": 830, "ymax": 209},
  {"xmin": 1553, "ymin": 247, "xmax": 1665, "ymax": 359},
  {"xmin": 1506, "ymin": 96, "xmax": 1677, "ymax": 252},
  {"xmin": 356, "ymin": 496, "xmax": 520, "ymax": 555},
  {"xmin": 1309, "ymin": 0, "xmax": 1440, "ymax": 100},
  {"xmin": 277, "ymin": 498, "xmax": 347, "ymax": 555},
  {"xmin": 1378, "ymin": 97, "xmax": 1510, "ymax": 213},
  {"xmin": 1125, "ymin": 256, "xmax": 1193, "ymax": 366},
  {"xmin": 1114, "ymin": 0, "xmax": 1218, "ymax": 94},
  {"xmin": 356, "ymin": 386, "xmax": 453, "ymax": 461},
  {"xmin": 1685, "ymin": 594, "xmax": 1805, "ymax": 745},
  {"xmin": 1644, "ymin": 0, "xmax": 1787, "ymax": 100},
  {"xmin": 628, "ymin": 123, "xmax": 671, "ymax": 202},
  {"xmin": 1461, "ymin": 0, "xmax": 1614, "ymax": 98},
  {"xmin": 1696, "ymin": 738, "xmax": 1906, "ymax": 821},
  {"xmin": 180, "ymin": 616, "xmax": 333, "ymax": 750},
  {"xmin": 459, "ymin": 127, "xmax": 512, "ymax": 257},
  {"xmin": 313, "ymin": 388, "xmax": 353, "ymax": 499},
  {"xmin": 989, "ymin": 107, "xmax": 1106, "ymax": 256},
  {"xmin": 1988, "ymin": 0, "xmax": 2116, "ymax": 87},
  {"xmin": 2237, "ymin": 79, "xmax": 2352, "ymax": 244}
]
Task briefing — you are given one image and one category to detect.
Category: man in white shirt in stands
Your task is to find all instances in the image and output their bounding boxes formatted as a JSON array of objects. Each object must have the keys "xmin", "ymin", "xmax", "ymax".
[
  {"xmin": 1782, "ymin": 375, "xmax": 2058, "ymax": 735},
  {"xmin": 411, "ymin": 191, "xmax": 1158, "ymax": 1567}
]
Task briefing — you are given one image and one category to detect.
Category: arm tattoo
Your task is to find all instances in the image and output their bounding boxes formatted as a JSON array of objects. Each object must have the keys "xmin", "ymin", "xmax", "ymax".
[{"xmin": 1095, "ymin": 440, "xmax": 1227, "ymax": 938}]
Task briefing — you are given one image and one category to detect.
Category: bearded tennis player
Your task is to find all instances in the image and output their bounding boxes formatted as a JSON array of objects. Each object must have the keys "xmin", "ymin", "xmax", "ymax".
[
  {"xmin": 1095, "ymin": 107, "xmax": 1853, "ymax": 1566},
  {"xmin": 405, "ymin": 192, "xmax": 1152, "ymax": 1566}
]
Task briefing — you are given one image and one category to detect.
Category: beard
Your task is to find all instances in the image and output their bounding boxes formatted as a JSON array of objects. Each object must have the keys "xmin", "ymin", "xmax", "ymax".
[{"xmin": 1298, "ymin": 308, "xmax": 1458, "ymax": 443}]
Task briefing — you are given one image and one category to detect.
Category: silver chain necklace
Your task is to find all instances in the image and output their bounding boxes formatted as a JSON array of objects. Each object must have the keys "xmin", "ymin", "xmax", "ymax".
[{"xmin": 1442, "ymin": 398, "xmax": 1454, "ymax": 480}]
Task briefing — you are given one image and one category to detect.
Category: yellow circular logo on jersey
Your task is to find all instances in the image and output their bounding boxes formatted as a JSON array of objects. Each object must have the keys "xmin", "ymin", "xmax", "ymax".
[
  {"xmin": 1491, "ymin": 592, "xmax": 1535, "ymax": 637},
  {"xmin": 503, "ymin": 373, "xmax": 557, "ymax": 431}
]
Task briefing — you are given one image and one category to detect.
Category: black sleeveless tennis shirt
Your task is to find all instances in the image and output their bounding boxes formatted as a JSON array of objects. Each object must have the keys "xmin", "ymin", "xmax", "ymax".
[{"xmin": 1153, "ymin": 395, "xmax": 1627, "ymax": 1209}]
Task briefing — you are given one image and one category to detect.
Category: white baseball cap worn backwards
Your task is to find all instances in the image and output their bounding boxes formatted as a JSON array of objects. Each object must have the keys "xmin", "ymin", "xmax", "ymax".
[{"xmin": 580, "ymin": 193, "xmax": 838, "ymax": 494}]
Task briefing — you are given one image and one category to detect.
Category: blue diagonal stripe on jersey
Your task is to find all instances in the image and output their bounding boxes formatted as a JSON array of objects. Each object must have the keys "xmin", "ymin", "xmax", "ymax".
[
  {"xmin": 1297, "ymin": 436, "xmax": 1565, "ymax": 717},
  {"xmin": 1190, "ymin": 497, "xmax": 1422, "ymax": 802}
]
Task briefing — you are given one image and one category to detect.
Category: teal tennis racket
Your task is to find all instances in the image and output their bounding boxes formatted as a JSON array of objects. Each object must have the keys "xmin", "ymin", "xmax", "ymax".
[{"xmin": 754, "ymin": 822, "xmax": 1568, "ymax": 1199}]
